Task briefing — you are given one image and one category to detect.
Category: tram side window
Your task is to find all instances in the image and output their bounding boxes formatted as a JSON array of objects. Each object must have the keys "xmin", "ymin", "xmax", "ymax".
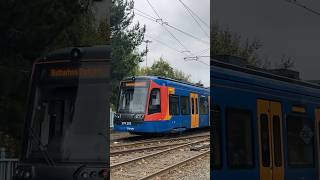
[
  {"xmin": 226, "ymin": 108, "xmax": 254, "ymax": 168},
  {"xmin": 148, "ymin": 88, "xmax": 161, "ymax": 114},
  {"xmin": 169, "ymin": 95, "xmax": 179, "ymax": 115},
  {"xmin": 212, "ymin": 106, "xmax": 222, "ymax": 169},
  {"xmin": 200, "ymin": 97, "xmax": 209, "ymax": 114},
  {"xmin": 195, "ymin": 98, "xmax": 198, "ymax": 114},
  {"xmin": 260, "ymin": 114, "xmax": 270, "ymax": 167},
  {"xmin": 180, "ymin": 96, "xmax": 190, "ymax": 115},
  {"xmin": 273, "ymin": 115, "xmax": 282, "ymax": 167},
  {"xmin": 287, "ymin": 115, "xmax": 314, "ymax": 167},
  {"xmin": 191, "ymin": 98, "xmax": 195, "ymax": 114}
]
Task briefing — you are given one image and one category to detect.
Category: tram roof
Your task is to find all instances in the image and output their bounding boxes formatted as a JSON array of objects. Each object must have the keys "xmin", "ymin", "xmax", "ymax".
[
  {"xmin": 211, "ymin": 59, "xmax": 320, "ymax": 90},
  {"xmin": 211, "ymin": 59, "xmax": 320, "ymax": 99},
  {"xmin": 40, "ymin": 45, "xmax": 111, "ymax": 61},
  {"xmin": 122, "ymin": 76, "xmax": 209, "ymax": 91}
]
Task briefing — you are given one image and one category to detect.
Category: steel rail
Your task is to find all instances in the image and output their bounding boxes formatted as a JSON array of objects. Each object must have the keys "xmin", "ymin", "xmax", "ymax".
[
  {"xmin": 110, "ymin": 133, "xmax": 209, "ymax": 149},
  {"xmin": 110, "ymin": 139, "xmax": 209, "ymax": 169},
  {"xmin": 138, "ymin": 150, "xmax": 210, "ymax": 180},
  {"xmin": 110, "ymin": 137, "xmax": 208, "ymax": 156}
]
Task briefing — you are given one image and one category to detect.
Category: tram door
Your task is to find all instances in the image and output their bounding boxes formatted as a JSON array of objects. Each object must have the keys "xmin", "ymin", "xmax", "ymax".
[
  {"xmin": 190, "ymin": 93, "xmax": 199, "ymax": 128},
  {"xmin": 315, "ymin": 108, "xmax": 320, "ymax": 180},
  {"xmin": 257, "ymin": 99, "xmax": 284, "ymax": 180}
]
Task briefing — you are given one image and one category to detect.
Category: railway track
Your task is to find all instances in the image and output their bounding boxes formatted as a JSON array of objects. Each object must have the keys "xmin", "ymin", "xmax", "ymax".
[
  {"xmin": 111, "ymin": 138, "xmax": 209, "ymax": 180},
  {"xmin": 110, "ymin": 137, "xmax": 209, "ymax": 156},
  {"xmin": 138, "ymin": 150, "xmax": 209, "ymax": 180},
  {"xmin": 111, "ymin": 139, "xmax": 209, "ymax": 169},
  {"xmin": 110, "ymin": 133, "xmax": 209, "ymax": 151}
]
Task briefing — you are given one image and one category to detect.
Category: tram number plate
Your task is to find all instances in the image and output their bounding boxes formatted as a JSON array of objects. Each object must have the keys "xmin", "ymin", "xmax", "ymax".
[{"xmin": 122, "ymin": 122, "xmax": 132, "ymax": 125}]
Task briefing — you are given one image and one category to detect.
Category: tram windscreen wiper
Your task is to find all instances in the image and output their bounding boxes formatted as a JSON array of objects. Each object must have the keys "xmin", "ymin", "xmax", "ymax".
[{"xmin": 28, "ymin": 127, "xmax": 55, "ymax": 166}]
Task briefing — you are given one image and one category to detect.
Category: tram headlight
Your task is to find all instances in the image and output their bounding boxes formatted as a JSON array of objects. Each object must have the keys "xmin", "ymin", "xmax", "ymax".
[
  {"xmin": 70, "ymin": 48, "xmax": 83, "ymax": 61},
  {"xmin": 114, "ymin": 113, "xmax": 120, "ymax": 119},
  {"xmin": 81, "ymin": 172, "xmax": 89, "ymax": 179},
  {"xmin": 23, "ymin": 171, "xmax": 31, "ymax": 179},
  {"xmin": 134, "ymin": 114, "xmax": 144, "ymax": 119}
]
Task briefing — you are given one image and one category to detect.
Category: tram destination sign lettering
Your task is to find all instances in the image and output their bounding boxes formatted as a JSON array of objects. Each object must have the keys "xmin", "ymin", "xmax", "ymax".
[
  {"xmin": 50, "ymin": 68, "xmax": 105, "ymax": 78},
  {"xmin": 39, "ymin": 63, "xmax": 111, "ymax": 81},
  {"xmin": 124, "ymin": 81, "xmax": 147, "ymax": 87}
]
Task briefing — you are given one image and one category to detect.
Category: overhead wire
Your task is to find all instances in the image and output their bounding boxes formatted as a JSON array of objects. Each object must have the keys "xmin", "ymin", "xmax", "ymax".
[
  {"xmin": 285, "ymin": 0, "xmax": 320, "ymax": 16},
  {"xmin": 194, "ymin": 48, "xmax": 210, "ymax": 56},
  {"xmin": 134, "ymin": 10, "xmax": 209, "ymax": 45},
  {"xmin": 177, "ymin": 0, "xmax": 209, "ymax": 38},
  {"xmin": 145, "ymin": 0, "xmax": 192, "ymax": 55},
  {"xmin": 136, "ymin": 1, "xmax": 210, "ymax": 67},
  {"xmin": 179, "ymin": 0, "xmax": 210, "ymax": 29},
  {"xmin": 134, "ymin": 8, "xmax": 157, "ymax": 20},
  {"xmin": 144, "ymin": 34, "xmax": 187, "ymax": 54}
]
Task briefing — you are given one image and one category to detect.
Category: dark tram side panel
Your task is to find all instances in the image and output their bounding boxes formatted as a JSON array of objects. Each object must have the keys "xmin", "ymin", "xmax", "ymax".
[{"xmin": 210, "ymin": 60, "xmax": 320, "ymax": 180}]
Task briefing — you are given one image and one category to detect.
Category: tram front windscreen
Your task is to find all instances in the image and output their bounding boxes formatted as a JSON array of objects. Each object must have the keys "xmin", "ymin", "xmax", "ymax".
[{"xmin": 24, "ymin": 61, "xmax": 111, "ymax": 163}]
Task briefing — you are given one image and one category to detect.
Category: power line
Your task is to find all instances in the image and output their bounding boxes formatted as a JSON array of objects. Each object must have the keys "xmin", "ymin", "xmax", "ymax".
[
  {"xmin": 144, "ymin": 34, "xmax": 185, "ymax": 54},
  {"xmin": 146, "ymin": 0, "xmax": 162, "ymax": 19},
  {"xmin": 166, "ymin": 24, "xmax": 209, "ymax": 44},
  {"xmin": 285, "ymin": 0, "xmax": 320, "ymax": 16},
  {"xmin": 177, "ymin": 0, "xmax": 209, "ymax": 38},
  {"xmin": 178, "ymin": 0, "xmax": 210, "ymax": 29},
  {"xmin": 194, "ymin": 48, "xmax": 210, "ymax": 56},
  {"xmin": 134, "ymin": 8, "xmax": 157, "ymax": 21},
  {"xmin": 135, "ymin": 12, "xmax": 156, "ymax": 22},
  {"xmin": 135, "ymin": 11, "xmax": 209, "ymax": 45},
  {"xmin": 145, "ymin": 0, "xmax": 192, "ymax": 55}
]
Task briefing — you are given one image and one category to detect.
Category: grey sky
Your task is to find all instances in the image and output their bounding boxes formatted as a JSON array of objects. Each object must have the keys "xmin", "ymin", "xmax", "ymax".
[
  {"xmin": 212, "ymin": 0, "xmax": 320, "ymax": 80},
  {"xmin": 133, "ymin": 0, "xmax": 210, "ymax": 86}
]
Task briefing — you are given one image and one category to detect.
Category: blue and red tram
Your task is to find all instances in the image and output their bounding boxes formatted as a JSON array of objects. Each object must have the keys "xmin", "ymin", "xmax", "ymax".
[
  {"xmin": 113, "ymin": 76, "xmax": 210, "ymax": 133},
  {"xmin": 211, "ymin": 57, "xmax": 320, "ymax": 180}
]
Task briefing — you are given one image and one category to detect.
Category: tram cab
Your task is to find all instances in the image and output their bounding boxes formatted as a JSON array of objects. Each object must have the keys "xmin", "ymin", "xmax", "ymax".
[{"xmin": 13, "ymin": 46, "xmax": 111, "ymax": 180}]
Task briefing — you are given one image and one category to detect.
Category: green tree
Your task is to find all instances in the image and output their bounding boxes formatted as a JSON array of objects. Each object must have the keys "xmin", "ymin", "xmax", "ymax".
[
  {"xmin": 211, "ymin": 23, "xmax": 262, "ymax": 66},
  {"xmin": 0, "ymin": 0, "xmax": 88, "ymax": 66},
  {"xmin": 0, "ymin": 0, "xmax": 89, "ymax": 157},
  {"xmin": 0, "ymin": 0, "xmax": 146, "ymax": 155},
  {"xmin": 278, "ymin": 54, "xmax": 295, "ymax": 69},
  {"xmin": 109, "ymin": 0, "xmax": 146, "ymax": 108},
  {"xmin": 136, "ymin": 58, "xmax": 191, "ymax": 82},
  {"xmin": 211, "ymin": 23, "xmax": 295, "ymax": 69}
]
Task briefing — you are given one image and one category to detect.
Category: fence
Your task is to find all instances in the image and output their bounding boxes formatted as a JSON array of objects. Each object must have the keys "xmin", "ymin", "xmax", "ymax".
[
  {"xmin": 110, "ymin": 108, "xmax": 115, "ymax": 128},
  {"xmin": 0, "ymin": 148, "xmax": 18, "ymax": 180}
]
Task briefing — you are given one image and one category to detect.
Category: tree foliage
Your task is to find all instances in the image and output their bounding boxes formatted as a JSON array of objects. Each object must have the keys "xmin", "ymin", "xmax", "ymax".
[
  {"xmin": 0, "ymin": 0, "xmax": 88, "ymax": 66},
  {"xmin": 136, "ymin": 58, "xmax": 191, "ymax": 82},
  {"xmin": 211, "ymin": 23, "xmax": 262, "ymax": 66},
  {"xmin": 0, "ymin": 0, "xmax": 90, "ymax": 157},
  {"xmin": 211, "ymin": 23, "xmax": 294, "ymax": 69},
  {"xmin": 109, "ymin": 0, "xmax": 146, "ymax": 107},
  {"xmin": 0, "ymin": 0, "xmax": 146, "ymax": 156}
]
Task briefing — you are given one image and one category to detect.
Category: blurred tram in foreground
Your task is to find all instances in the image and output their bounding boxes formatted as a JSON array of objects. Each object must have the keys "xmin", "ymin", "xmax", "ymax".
[
  {"xmin": 13, "ymin": 46, "xmax": 111, "ymax": 180},
  {"xmin": 113, "ymin": 76, "xmax": 210, "ymax": 134},
  {"xmin": 211, "ymin": 56, "xmax": 320, "ymax": 180}
]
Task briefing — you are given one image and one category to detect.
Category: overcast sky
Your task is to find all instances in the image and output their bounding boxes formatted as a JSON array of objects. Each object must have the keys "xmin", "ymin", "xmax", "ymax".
[
  {"xmin": 133, "ymin": 0, "xmax": 210, "ymax": 86},
  {"xmin": 212, "ymin": 0, "xmax": 320, "ymax": 80}
]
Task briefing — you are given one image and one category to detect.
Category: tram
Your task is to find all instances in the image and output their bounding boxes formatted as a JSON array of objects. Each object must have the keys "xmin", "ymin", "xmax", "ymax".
[
  {"xmin": 113, "ymin": 76, "xmax": 210, "ymax": 134},
  {"xmin": 211, "ymin": 56, "xmax": 320, "ymax": 180},
  {"xmin": 13, "ymin": 45, "xmax": 111, "ymax": 180}
]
